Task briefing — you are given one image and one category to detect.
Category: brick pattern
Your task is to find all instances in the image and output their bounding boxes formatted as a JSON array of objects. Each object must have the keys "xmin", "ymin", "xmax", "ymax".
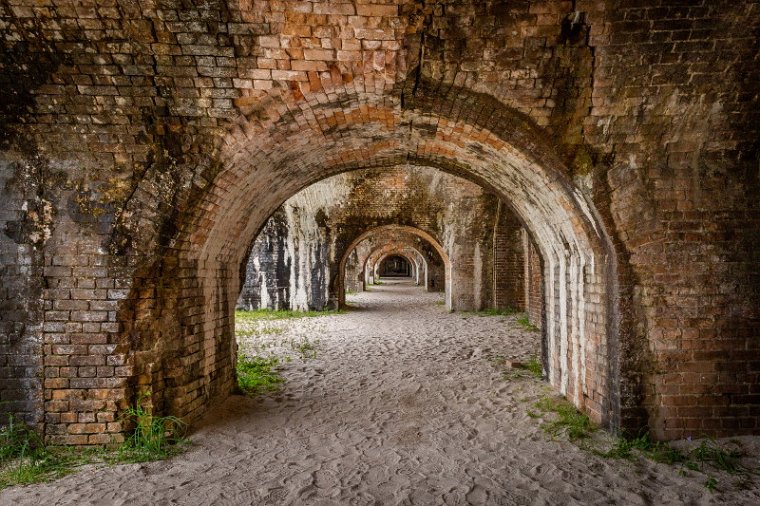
[
  {"xmin": 524, "ymin": 234, "xmax": 543, "ymax": 331},
  {"xmin": 493, "ymin": 202, "xmax": 526, "ymax": 312},
  {"xmin": 582, "ymin": 1, "xmax": 760, "ymax": 438},
  {"xmin": 0, "ymin": 0, "xmax": 756, "ymax": 442}
]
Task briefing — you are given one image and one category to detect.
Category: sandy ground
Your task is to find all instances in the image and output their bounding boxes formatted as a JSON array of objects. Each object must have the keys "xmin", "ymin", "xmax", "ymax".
[{"xmin": 2, "ymin": 280, "xmax": 759, "ymax": 505}]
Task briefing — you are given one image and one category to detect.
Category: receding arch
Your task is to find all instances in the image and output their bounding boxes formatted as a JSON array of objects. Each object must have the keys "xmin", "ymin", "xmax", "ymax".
[
  {"xmin": 347, "ymin": 233, "xmax": 441, "ymax": 292},
  {"xmin": 336, "ymin": 224, "xmax": 451, "ymax": 308},
  {"xmin": 375, "ymin": 253, "xmax": 414, "ymax": 278},
  {"xmin": 366, "ymin": 245, "xmax": 427, "ymax": 287},
  {"xmin": 120, "ymin": 82, "xmax": 622, "ymax": 432}
]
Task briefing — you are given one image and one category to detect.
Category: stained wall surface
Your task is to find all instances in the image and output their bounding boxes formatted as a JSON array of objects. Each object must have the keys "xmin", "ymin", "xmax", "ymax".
[{"xmin": 0, "ymin": 0, "xmax": 757, "ymax": 443}]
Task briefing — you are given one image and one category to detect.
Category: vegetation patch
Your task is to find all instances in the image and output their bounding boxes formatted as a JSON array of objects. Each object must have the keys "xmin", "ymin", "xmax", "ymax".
[
  {"xmin": 527, "ymin": 394, "xmax": 758, "ymax": 492},
  {"xmin": 533, "ymin": 396, "xmax": 596, "ymax": 441},
  {"xmin": 289, "ymin": 337, "xmax": 319, "ymax": 360},
  {"xmin": 598, "ymin": 433, "xmax": 756, "ymax": 491},
  {"xmin": 0, "ymin": 416, "xmax": 80, "ymax": 488},
  {"xmin": 516, "ymin": 314, "xmax": 539, "ymax": 331},
  {"xmin": 468, "ymin": 307, "xmax": 518, "ymax": 317},
  {"xmin": 237, "ymin": 356, "xmax": 285, "ymax": 396},
  {"xmin": 0, "ymin": 393, "xmax": 187, "ymax": 490},
  {"xmin": 490, "ymin": 355, "xmax": 543, "ymax": 381},
  {"xmin": 115, "ymin": 393, "xmax": 188, "ymax": 463}
]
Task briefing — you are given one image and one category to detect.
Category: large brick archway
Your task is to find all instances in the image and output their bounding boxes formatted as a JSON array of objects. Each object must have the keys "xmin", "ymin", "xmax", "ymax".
[
  {"xmin": 1, "ymin": 0, "xmax": 757, "ymax": 444},
  {"xmin": 114, "ymin": 84, "xmax": 622, "ymax": 437}
]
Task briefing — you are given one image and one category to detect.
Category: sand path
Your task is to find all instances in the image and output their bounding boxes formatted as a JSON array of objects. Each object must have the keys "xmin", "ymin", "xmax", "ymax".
[{"xmin": 2, "ymin": 280, "xmax": 758, "ymax": 505}]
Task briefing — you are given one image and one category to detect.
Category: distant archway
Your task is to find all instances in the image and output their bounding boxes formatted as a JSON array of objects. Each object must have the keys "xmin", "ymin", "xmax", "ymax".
[{"xmin": 336, "ymin": 225, "xmax": 452, "ymax": 309}]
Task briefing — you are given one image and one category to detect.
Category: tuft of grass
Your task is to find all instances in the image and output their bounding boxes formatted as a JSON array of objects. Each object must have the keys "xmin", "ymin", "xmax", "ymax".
[
  {"xmin": 116, "ymin": 392, "xmax": 187, "ymax": 463},
  {"xmin": 601, "ymin": 433, "xmax": 686, "ymax": 464},
  {"xmin": 474, "ymin": 307, "xmax": 517, "ymax": 316},
  {"xmin": 0, "ymin": 415, "xmax": 67, "ymax": 488},
  {"xmin": 704, "ymin": 477, "xmax": 718, "ymax": 491},
  {"xmin": 599, "ymin": 432, "xmax": 755, "ymax": 490},
  {"xmin": 435, "ymin": 300, "xmax": 445, "ymax": 306},
  {"xmin": 0, "ymin": 394, "xmax": 187, "ymax": 489},
  {"xmin": 534, "ymin": 396, "xmax": 595, "ymax": 441},
  {"xmin": 237, "ymin": 356, "xmax": 285, "ymax": 396},
  {"xmin": 690, "ymin": 439, "xmax": 745, "ymax": 474},
  {"xmin": 470, "ymin": 307, "xmax": 518, "ymax": 317},
  {"xmin": 236, "ymin": 325, "xmax": 285, "ymax": 338},
  {"xmin": 493, "ymin": 355, "xmax": 543, "ymax": 381},
  {"xmin": 0, "ymin": 415, "xmax": 44, "ymax": 463},
  {"xmin": 525, "ymin": 356, "xmax": 543, "ymax": 377},
  {"xmin": 516, "ymin": 314, "xmax": 539, "ymax": 331}
]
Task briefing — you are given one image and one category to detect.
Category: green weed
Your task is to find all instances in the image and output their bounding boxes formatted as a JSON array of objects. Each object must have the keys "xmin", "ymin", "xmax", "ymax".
[
  {"xmin": 494, "ymin": 355, "xmax": 543, "ymax": 381},
  {"xmin": 116, "ymin": 392, "xmax": 187, "ymax": 463},
  {"xmin": 474, "ymin": 307, "xmax": 517, "ymax": 316},
  {"xmin": 0, "ymin": 394, "xmax": 187, "ymax": 490},
  {"xmin": 599, "ymin": 432, "xmax": 755, "ymax": 491},
  {"xmin": 689, "ymin": 439, "xmax": 745, "ymax": 474},
  {"xmin": 525, "ymin": 356, "xmax": 543, "ymax": 377},
  {"xmin": 601, "ymin": 433, "xmax": 686, "ymax": 464},
  {"xmin": 236, "ymin": 325, "xmax": 285, "ymax": 338},
  {"xmin": 468, "ymin": 307, "xmax": 518, "ymax": 317},
  {"xmin": 0, "ymin": 415, "xmax": 67, "ymax": 488},
  {"xmin": 534, "ymin": 396, "xmax": 595, "ymax": 441},
  {"xmin": 516, "ymin": 314, "xmax": 539, "ymax": 331},
  {"xmin": 237, "ymin": 356, "xmax": 285, "ymax": 396}
]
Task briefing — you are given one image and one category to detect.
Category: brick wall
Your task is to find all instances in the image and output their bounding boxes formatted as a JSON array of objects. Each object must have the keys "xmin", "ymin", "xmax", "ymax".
[
  {"xmin": 524, "ymin": 233, "xmax": 544, "ymax": 331},
  {"xmin": 493, "ymin": 201, "xmax": 526, "ymax": 312},
  {"xmin": 0, "ymin": 0, "xmax": 756, "ymax": 442}
]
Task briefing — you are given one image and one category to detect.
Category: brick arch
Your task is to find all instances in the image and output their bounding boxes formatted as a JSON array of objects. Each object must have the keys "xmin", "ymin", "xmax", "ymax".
[
  {"xmin": 351, "ymin": 233, "xmax": 444, "ymax": 297},
  {"xmin": 373, "ymin": 251, "xmax": 418, "ymax": 279},
  {"xmin": 366, "ymin": 245, "xmax": 426, "ymax": 285},
  {"xmin": 116, "ymin": 83, "xmax": 622, "ymax": 432},
  {"xmin": 363, "ymin": 240, "xmax": 442, "ymax": 292},
  {"xmin": 335, "ymin": 224, "xmax": 451, "ymax": 306}
]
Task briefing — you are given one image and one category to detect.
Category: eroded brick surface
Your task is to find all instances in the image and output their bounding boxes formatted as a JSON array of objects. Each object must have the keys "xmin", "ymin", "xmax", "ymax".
[{"xmin": 0, "ymin": 0, "xmax": 757, "ymax": 442}]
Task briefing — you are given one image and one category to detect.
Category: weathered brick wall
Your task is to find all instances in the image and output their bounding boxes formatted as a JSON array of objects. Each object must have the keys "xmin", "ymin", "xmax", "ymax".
[
  {"xmin": 0, "ymin": 0, "xmax": 756, "ymax": 442},
  {"xmin": 493, "ymin": 201, "xmax": 526, "ymax": 312},
  {"xmin": 524, "ymin": 233, "xmax": 543, "ymax": 331},
  {"xmin": 0, "ymin": 159, "xmax": 45, "ymax": 429},
  {"xmin": 581, "ymin": 1, "xmax": 760, "ymax": 438},
  {"xmin": 237, "ymin": 209, "xmax": 291, "ymax": 310}
]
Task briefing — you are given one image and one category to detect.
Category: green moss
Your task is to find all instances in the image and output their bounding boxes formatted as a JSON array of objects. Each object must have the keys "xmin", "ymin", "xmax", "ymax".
[{"xmin": 464, "ymin": 307, "xmax": 518, "ymax": 317}]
